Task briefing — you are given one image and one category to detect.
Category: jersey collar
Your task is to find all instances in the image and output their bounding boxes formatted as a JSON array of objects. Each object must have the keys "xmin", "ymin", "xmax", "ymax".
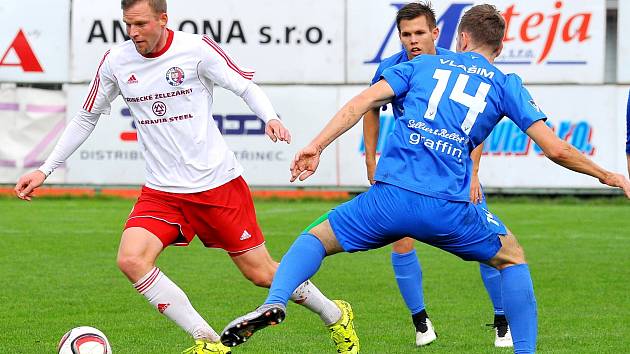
[{"xmin": 143, "ymin": 28, "xmax": 174, "ymax": 58}]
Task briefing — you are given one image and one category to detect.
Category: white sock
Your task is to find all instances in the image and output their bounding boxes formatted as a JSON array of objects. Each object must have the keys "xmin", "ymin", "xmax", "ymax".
[
  {"xmin": 134, "ymin": 267, "xmax": 219, "ymax": 342},
  {"xmin": 290, "ymin": 280, "xmax": 341, "ymax": 326}
]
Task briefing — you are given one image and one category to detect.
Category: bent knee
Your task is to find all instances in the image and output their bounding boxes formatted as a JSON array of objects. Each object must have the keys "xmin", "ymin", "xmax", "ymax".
[
  {"xmin": 392, "ymin": 237, "xmax": 415, "ymax": 254},
  {"xmin": 117, "ymin": 254, "xmax": 153, "ymax": 277},
  {"xmin": 244, "ymin": 270, "xmax": 274, "ymax": 288},
  {"xmin": 489, "ymin": 234, "xmax": 528, "ymax": 270}
]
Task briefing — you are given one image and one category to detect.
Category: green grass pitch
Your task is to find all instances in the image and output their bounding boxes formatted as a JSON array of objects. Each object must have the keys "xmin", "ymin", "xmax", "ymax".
[{"xmin": 0, "ymin": 196, "xmax": 628, "ymax": 353}]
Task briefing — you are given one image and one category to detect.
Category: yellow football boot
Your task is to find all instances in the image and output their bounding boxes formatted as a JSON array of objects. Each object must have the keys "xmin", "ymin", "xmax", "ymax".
[
  {"xmin": 182, "ymin": 340, "xmax": 232, "ymax": 354},
  {"xmin": 327, "ymin": 300, "xmax": 360, "ymax": 353}
]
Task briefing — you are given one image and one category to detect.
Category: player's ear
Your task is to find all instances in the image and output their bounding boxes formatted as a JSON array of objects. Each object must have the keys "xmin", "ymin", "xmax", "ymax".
[
  {"xmin": 432, "ymin": 26, "xmax": 439, "ymax": 41},
  {"xmin": 455, "ymin": 32, "xmax": 464, "ymax": 52},
  {"xmin": 459, "ymin": 32, "xmax": 471, "ymax": 52},
  {"xmin": 159, "ymin": 12, "xmax": 168, "ymax": 27}
]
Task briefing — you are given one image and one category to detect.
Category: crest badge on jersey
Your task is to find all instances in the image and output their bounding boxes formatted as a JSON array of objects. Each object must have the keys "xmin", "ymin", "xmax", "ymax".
[{"xmin": 166, "ymin": 67, "xmax": 185, "ymax": 86}]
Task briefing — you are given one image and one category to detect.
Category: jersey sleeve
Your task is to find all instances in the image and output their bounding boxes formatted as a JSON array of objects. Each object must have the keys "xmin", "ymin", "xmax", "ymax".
[
  {"xmin": 82, "ymin": 50, "xmax": 120, "ymax": 115},
  {"xmin": 198, "ymin": 35, "xmax": 255, "ymax": 96},
  {"xmin": 380, "ymin": 61, "xmax": 414, "ymax": 98},
  {"xmin": 371, "ymin": 62, "xmax": 386, "ymax": 85},
  {"xmin": 502, "ymin": 74, "xmax": 547, "ymax": 132}
]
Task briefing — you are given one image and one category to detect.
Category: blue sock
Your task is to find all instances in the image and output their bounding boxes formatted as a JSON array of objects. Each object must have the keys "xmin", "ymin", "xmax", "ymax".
[
  {"xmin": 264, "ymin": 233, "xmax": 327, "ymax": 306},
  {"xmin": 501, "ymin": 264, "xmax": 537, "ymax": 354},
  {"xmin": 479, "ymin": 263, "xmax": 504, "ymax": 315},
  {"xmin": 391, "ymin": 250, "xmax": 425, "ymax": 315}
]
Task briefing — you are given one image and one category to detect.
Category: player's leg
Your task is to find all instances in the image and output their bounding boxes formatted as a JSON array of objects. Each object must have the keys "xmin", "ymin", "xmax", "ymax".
[
  {"xmin": 391, "ymin": 237, "xmax": 436, "ymax": 346},
  {"xmin": 122, "ymin": 187, "xmax": 229, "ymax": 354},
  {"xmin": 117, "ymin": 227, "xmax": 228, "ymax": 353},
  {"xmin": 221, "ymin": 220, "xmax": 352, "ymax": 348},
  {"xmin": 186, "ymin": 176, "xmax": 341, "ymax": 325},
  {"xmin": 230, "ymin": 245, "xmax": 342, "ymax": 326},
  {"xmin": 221, "ymin": 182, "xmax": 409, "ymax": 350},
  {"xmin": 479, "ymin": 262, "xmax": 512, "ymax": 347},
  {"xmin": 405, "ymin": 195, "xmax": 535, "ymax": 354},
  {"xmin": 485, "ymin": 232, "xmax": 536, "ymax": 354},
  {"xmin": 476, "ymin": 197, "xmax": 512, "ymax": 347}
]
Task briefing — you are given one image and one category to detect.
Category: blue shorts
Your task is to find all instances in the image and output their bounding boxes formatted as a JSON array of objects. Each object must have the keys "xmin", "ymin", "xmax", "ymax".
[{"xmin": 328, "ymin": 182, "xmax": 506, "ymax": 262}]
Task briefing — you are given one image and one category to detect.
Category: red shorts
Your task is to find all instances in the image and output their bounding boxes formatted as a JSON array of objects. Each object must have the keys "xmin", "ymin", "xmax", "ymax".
[{"xmin": 124, "ymin": 176, "xmax": 265, "ymax": 255}]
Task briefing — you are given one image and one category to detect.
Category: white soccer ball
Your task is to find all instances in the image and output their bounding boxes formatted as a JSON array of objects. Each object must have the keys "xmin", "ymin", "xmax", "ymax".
[{"xmin": 57, "ymin": 326, "xmax": 112, "ymax": 354}]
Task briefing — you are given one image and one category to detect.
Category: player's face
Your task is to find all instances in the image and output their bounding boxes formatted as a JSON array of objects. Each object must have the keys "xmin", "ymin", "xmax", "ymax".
[
  {"xmin": 398, "ymin": 16, "xmax": 439, "ymax": 60},
  {"xmin": 123, "ymin": 1, "xmax": 168, "ymax": 55}
]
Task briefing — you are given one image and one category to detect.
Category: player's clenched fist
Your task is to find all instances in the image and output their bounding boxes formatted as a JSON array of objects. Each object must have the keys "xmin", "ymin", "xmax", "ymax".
[
  {"xmin": 14, "ymin": 170, "xmax": 46, "ymax": 201},
  {"xmin": 265, "ymin": 119, "xmax": 291, "ymax": 144},
  {"xmin": 290, "ymin": 145, "xmax": 321, "ymax": 182}
]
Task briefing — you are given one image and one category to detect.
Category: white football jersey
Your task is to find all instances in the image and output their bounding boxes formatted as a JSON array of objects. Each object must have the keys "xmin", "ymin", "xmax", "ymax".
[{"xmin": 83, "ymin": 29, "xmax": 254, "ymax": 193}]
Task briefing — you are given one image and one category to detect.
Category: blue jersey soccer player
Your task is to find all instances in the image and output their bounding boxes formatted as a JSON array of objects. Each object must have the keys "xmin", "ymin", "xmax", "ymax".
[
  {"xmin": 362, "ymin": 2, "xmax": 510, "ymax": 347},
  {"xmin": 221, "ymin": 5, "xmax": 630, "ymax": 354}
]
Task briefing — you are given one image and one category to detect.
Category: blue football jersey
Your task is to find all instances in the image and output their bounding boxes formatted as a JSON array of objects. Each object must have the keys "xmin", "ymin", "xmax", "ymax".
[
  {"xmin": 371, "ymin": 48, "xmax": 453, "ymax": 119},
  {"xmin": 375, "ymin": 51, "xmax": 547, "ymax": 201}
]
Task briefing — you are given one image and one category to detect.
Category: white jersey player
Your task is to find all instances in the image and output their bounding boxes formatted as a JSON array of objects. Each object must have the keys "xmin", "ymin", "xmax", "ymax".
[{"xmin": 14, "ymin": 1, "xmax": 352, "ymax": 353}]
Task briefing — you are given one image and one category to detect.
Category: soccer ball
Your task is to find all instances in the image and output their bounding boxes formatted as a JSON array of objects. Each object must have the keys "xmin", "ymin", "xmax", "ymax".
[{"xmin": 57, "ymin": 326, "xmax": 112, "ymax": 354}]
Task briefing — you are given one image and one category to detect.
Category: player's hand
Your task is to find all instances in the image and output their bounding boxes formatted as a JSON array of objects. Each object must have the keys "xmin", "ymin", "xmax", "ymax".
[
  {"xmin": 470, "ymin": 174, "xmax": 483, "ymax": 204},
  {"xmin": 290, "ymin": 145, "xmax": 321, "ymax": 182},
  {"xmin": 14, "ymin": 170, "xmax": 46, "ymax": 201},
  {"xmin": 365, "ymin": 158, "xmax": 376, "ymax": 185},
  {"xmin": 599, "ymin": 172, "xmax": 630, "ymax": 199},
  {"xmin": 265, "ymin": 119, "xmax": 291, "ymax": 144}
]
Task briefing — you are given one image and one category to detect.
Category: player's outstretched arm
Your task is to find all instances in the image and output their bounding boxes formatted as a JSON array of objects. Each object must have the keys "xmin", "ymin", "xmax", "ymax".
[
  {"xmin": 363, "ymin": 108, "xmax": 381, "ymax": 185},
  {"xmin": 290, "ymin": 80, "xmax": 395, "ymax": 182},
  {"xmin": 526, "ymin": 121, "xmax": 630, "ymax": 198},
  {"xmin": 470, "ymin": 142, "xmax": 484, "ymax": 204},
  {"xmin": 626, "ymin": 154, "xmax": 630, "ymax": 179}
]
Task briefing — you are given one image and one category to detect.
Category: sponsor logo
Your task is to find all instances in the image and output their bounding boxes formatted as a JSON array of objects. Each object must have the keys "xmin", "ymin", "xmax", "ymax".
[
  {"xmin": 483, "ymin": 120, "xmax": 595, "ymax": 156},
  {"xmin": 0, "ymin": 29, "xmax": 44, "ymax": 72},
  {"xmin": 165, "ymin": 67, "xmax": 185, "ymax": 86},
  {"xmin": 127, "ymin": 74, "xmax": 138, "ymax": 84},
  {"xmin": 152, "ymin": 101, "xmax": 166, "ymax": 116},
  {"xmin": 240, "ymin": 230, "xmax": 252, "ymax": 240},
  {"xmin": 157, "ymin": 303, "xmax": 170, "ymax": 313},
  {"xmin": 407, "ymin": 120, "xmax": 468, "ymax": 144},
  {"xmin": 367, "ymin": 2, "xmax": 596, "ymax": 66}
]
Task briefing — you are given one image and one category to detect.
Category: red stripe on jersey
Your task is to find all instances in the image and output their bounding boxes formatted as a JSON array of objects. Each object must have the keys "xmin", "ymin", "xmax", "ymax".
[
  {"xmin": 135, "ymin": 267, "xmax": 160, "ymax": 293},
  {"xmin": 202, "ymin": 37, "xmax": 253, "ymax": 79},
  {"xmin": 202, "ymin": 36, "xmax": 254, "ymax": 78},
  {"xmin": 83, "ymin": 50, "xmax": 111, "ymax": 112},
  {"xmin": 202, "ymin": 36, "xmax": 254, "ymax": 80},
  {"xmin": 85, "ymin": 75, "xmax": 101, "ymax": 112}
]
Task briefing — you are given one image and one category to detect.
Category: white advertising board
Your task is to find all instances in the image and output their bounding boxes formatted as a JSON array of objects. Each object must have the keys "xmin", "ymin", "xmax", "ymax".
[
  {"xmin": 0, "ymin": 0, "xmax": 70, "ymax": 82},
  {"xmin": 618, "ymin": 1, "xmax": 630, "ymax": 83},
  {"xmin": 64, "ymin": 85, "xmax": 341, "ymax": 186},
  {"xmin": 0, "ymin": 87, "xmax": 66, "ymax": 183},
  {"xmin": 71, "ymin": 0, "xmax": 344, "ymax": 84},
  {"xmin": 348, "ymin": 0, "xmax": 606, "ymax": 84},
  {"xmin": 478, "ymin": 86, "xmax": 619, "ymax": 189},
  {"xmin": 334, "ymin": 85, "xmax": 622, "ymax": 189}
]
